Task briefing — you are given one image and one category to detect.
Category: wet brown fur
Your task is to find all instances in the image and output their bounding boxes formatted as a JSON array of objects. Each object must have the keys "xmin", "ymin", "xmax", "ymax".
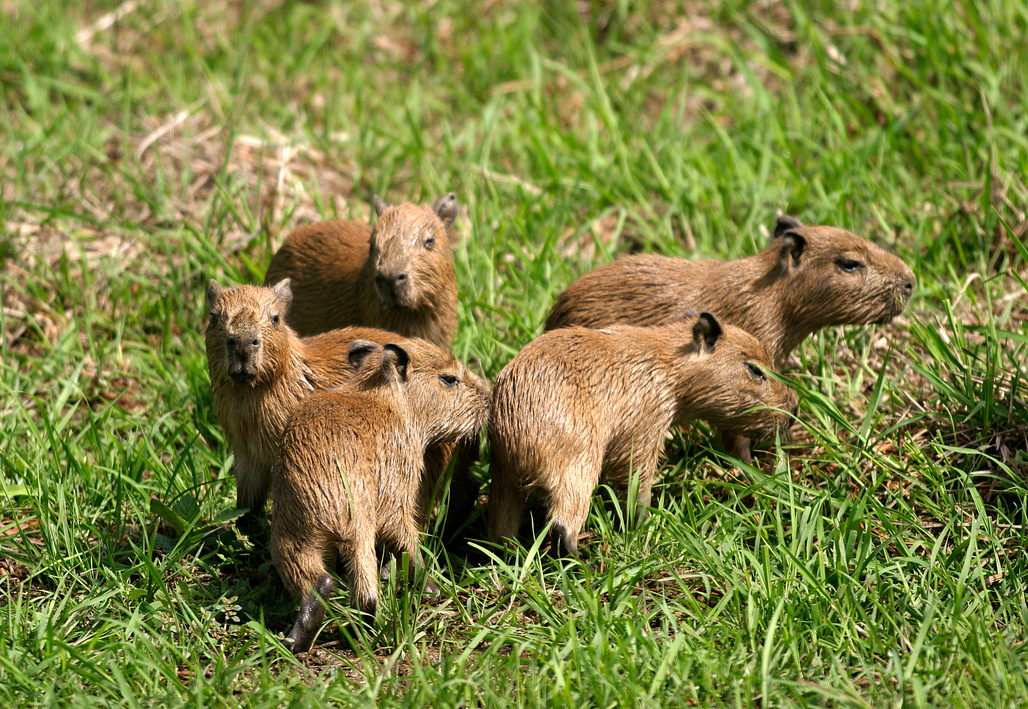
[
  {"xmin": 264, "ymin": 194, "xmax": 460, "ymax": 346},
  {"xmin": 545, "ymin": 215, "xmax": 915, "ymax": 368},
  {"xmin": 487, "ymin": 314, "xmax": 796, "ymax": 556},
  {"xmin": 271, "ymin": 339, "xmax": 490, "ymax": 653}
]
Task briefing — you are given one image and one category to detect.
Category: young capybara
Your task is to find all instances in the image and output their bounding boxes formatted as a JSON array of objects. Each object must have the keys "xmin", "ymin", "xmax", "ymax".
[
  {"xmin": 204, "ymin": 279, "xmax": 403, "ymax": 532},
  {"xmin": 487, "ymin": 313, "xmax": 796, "ymax": 556},
  {"xmin": 204, "ymin": 278, "xmax": 478, "ymax": 535},
  {"xmin": 264, "ymin": 193, "xmax": 459, "ymax": 347},
  {"xmin": 271, "ymin": 339, "xmax": 490, "ymax": 653},
  {"xmin": 544, "ymin": 215, "xmax": 915, "ymax": 368}
]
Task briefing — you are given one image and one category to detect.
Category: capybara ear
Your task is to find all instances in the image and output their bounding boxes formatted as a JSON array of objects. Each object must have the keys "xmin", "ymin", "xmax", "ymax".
[
  {"xmin": 692, "ymin": 312, "xmax": 723, "ymax": 354},
  {"xmin": 777, "ymin": 231, "xmax": 807, "ymax": 273},
  {"xmin": 382, "ymin": 343, "xmax": 410, "ymax": 383},
  {"xmin": 431, "ymin": 192, "xmax": 459, "ymax": 229},
  {"xmin": 270, "ymin": 278, "xmax": 293, "ymax": 314},
  {"xmin": 373, "ymin": 195, "xmax": 388, "ymax": 218},
  {"xmin": 773, "ymin": 215, "xmax": 804, "ymax": 240},
  {"xmin": 206, "ymin": 279, "xmax": 223, "ymax": 308},
  {"xmin": 348, "ymin": 340, "xmax": 382, "ymax": 370}
]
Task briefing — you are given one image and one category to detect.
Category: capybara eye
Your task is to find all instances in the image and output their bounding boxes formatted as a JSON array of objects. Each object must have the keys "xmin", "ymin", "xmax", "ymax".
[
  {"xmin": 439, "ymin": 374, "xmax": 457, "ymax": 387},
  {"xmin": 746, "ymin": 363, "xmax": 766, "ymax": 381},
  {"xmin": 271, "ymin": 313, "xmax": 281, "ymax": 325},
  {"xmin": 424, "ymin": 235, "xmax": 436, "ymax": 249},
  {"xmin": 836, "ymin": 258, "xmax": 863, "ymax": 273},
  {"xmin": 209, "ymin": 312, "xmax": 219, "ymax": 325}
]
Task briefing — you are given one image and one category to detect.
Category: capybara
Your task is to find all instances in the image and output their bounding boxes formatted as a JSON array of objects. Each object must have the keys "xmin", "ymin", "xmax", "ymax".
[
  {"xmin": 545, "ymin": 215, "xmax": 915, "ymax": 367},
  {"xmin": 203, "ymin": 279, "xmax": 473, "ymax": 534},
  {"xmin": 271, "ymin": 339, "xmax": 490, "ymax": 653},
  {"xmin": 487, "ymin": 313, "xmax": 796, "ymax": 556},
  {"xmin": 264, "ymin": 194, "xmax": 459, "ymax": 346}
]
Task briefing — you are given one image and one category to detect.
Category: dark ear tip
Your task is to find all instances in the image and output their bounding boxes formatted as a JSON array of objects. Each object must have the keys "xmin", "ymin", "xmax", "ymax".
[
  {"xmin": 373, "ymin": 195, "xmax": 388, "ymax": 217},
  {"xmin": 693, "ymin": 311, "xmax": 723, "ymax": 348},
  {"xmin": 383, "ymin": 343, "xmax": 410, "ymax": 368},
  {"xmin": 773, "ymin": 215, "xmax": 804, "ymax": 239},
  {"xmin": 698, "ymin": 311, "xmax": 722, "ymax": 332},
  {"xmin": 432, "ymin": 192, "xmax": 459, "ymax": 223},
  {"xmin": 206, "ymin": 279, "xmax": 223, "ymax": 303},
  {"xmin": 348, "ymin": 339, "xmax": 382, "ymax": 368}
]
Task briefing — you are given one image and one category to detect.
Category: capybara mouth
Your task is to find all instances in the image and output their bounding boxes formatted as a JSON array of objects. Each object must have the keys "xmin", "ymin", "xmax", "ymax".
[
  {"xmin": 375, "ymin": 283, "xmax": 407, "ymax": 309},
  {"xmin": 229, "ymin": 367, "xmax": 257, "ymax": 384}
]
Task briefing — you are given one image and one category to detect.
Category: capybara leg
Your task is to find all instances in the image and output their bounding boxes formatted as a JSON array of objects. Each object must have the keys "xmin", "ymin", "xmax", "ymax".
[
  {"xmin": 235, "ymin": 461, "xmax": 269, "ymax": 534},
  {"xmin": 721, "ymin": 431, "xmax": 753, "ymax": 464},
  {"xmin": 441, "ymin": 437, "xmax": 481, "ymax": 542},
  {"xmin": 633, "ymin": 470, "xmax": 654, "ymax": 526},
  {"xmin": 398, "ymin": 521, "xmax": 440, "ymax": 599},
  {"xmin": 546, "ymin": 468, "xmax": 595, "ymax": 557},
  {"xmin": 347, "ymin": 542, "xmax": 379, "ymax": 630},
  {"xmin": 285, "ymin": 573, "xmax": 336, "ymax": 654},
  {"xmin": 486, "ymin": 474, "xmax": 526, "ymax": 547}
]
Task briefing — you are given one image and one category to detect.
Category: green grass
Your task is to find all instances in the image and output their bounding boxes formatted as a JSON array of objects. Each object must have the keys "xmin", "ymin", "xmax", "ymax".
[{"xmin": 2, "ymin": 0, "xmax": 1027, "ymax": 706}]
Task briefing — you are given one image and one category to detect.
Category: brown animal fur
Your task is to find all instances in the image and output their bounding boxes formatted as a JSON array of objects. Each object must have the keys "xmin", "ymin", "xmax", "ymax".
[
  {"xmin": 204, "ymin": 278, "xmax": 478, "ymax": 534},
  {"xmin": 271, "ymin": 339, "xmax": 490, "ymax": 653},
  {"xmin": 264, "ymin": 194, "xmax": 460, "ymax": 346},
  {"xmin": 487, "ymin": 313, "xmax": 796, "ymax": 556},
  {"xmin": 204, "ymin": 279, "xmax": 408, "ymax": 531},
  {"xmin": 545, "ymin": 215, "xmax": 915, "ymax": 368}
]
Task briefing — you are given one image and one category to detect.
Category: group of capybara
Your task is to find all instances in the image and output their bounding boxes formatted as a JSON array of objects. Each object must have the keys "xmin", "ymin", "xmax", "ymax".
[{"xmin": 203, "ymin": 193, "xmax": 915, "ymax": 653}]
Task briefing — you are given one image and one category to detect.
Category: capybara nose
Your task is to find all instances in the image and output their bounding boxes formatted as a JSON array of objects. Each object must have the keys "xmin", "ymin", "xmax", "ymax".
[{"xmin": 227, "ymin": 334, "xmax": 259, "ymax": 355}]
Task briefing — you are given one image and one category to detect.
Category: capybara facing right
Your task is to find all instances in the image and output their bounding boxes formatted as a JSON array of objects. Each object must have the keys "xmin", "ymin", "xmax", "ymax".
[
  {"xmin": 487, "ymin": 313, "xmax": 796, "ymax": 556},
  {"xmin": 264, "ymin": 193, "xmax": 460, "ymax": 346},
  {"xmin": 545, "ymin": 215, "xmax": 915, "ymax": 368},
  {"xmin": 271, "ymin": 338, "xmax": 490, "ymax": 654}
]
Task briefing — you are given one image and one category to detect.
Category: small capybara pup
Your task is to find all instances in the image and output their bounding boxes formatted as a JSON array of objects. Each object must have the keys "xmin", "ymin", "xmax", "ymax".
[
  {"xmin": 264, "ymin": 193, "xmax": 459, "ymax": 346},
  {"xmin": 271, "ymin": 339, "xmax": 490, "ymax": 653},
  {"xmin": 205, "ymin": 278, "xmax": 413, "ymax": 532},
  {"xmin": 545, "ymin": 215, "xmax": 915, "ymax": 367},
  {"xmin": 487, "ymin": 313, "xmax": 796, "ymax": 556}
]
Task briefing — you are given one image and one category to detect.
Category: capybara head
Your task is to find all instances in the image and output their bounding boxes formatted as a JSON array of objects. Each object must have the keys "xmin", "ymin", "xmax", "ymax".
[
  {"xmin": 369, "ymin": 193, "xmax": 458, "ymax": 310},
  {"xmin": 346, "ymin": 336, "xmax": 490, "ymax": 444},
  {"xmin": 684, "ymin": 312, "xmax": 797, "ymax": 441},
  {"xmin": 771, "ymin": 216, "xmax": 915, "ymax": 329},
  {"xmin": 205, "ymin": 279, "xmax": 293, "ymax": 387}
]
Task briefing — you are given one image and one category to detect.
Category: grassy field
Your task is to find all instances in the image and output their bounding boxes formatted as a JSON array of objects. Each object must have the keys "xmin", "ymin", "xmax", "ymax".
[{"xmin": 2, "ymin": 0, "xmax": 1027, "ymax": 706}]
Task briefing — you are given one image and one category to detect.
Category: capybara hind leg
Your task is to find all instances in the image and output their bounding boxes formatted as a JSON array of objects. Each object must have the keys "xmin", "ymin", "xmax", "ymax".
[
  {"xmin": 632, "ymin": 468, "xmax": 655, "ymax": 526},
  {"xmin": 398, "ymin": 520, "xmax": 441, "ymax": 599},
  {"xmin": 285, "ymin": 573, "xmax": 336, "ymax": 654},
  {"xmin": 347, "ymin": 543, "xmax": 379, "ymax": 629},
  {"xmin": 486, "ymin": 476, "xmax": 526, "ymax": 547},
  {"xmin": 546, "ymin": 468, "xmax": 596, "ymax": 557}
]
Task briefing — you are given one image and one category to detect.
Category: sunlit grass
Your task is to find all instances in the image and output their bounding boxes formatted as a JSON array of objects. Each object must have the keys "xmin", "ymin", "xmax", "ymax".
[{"xmin": 1, "ymin": 0, "xmax": 1027, "ymax": 706}]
